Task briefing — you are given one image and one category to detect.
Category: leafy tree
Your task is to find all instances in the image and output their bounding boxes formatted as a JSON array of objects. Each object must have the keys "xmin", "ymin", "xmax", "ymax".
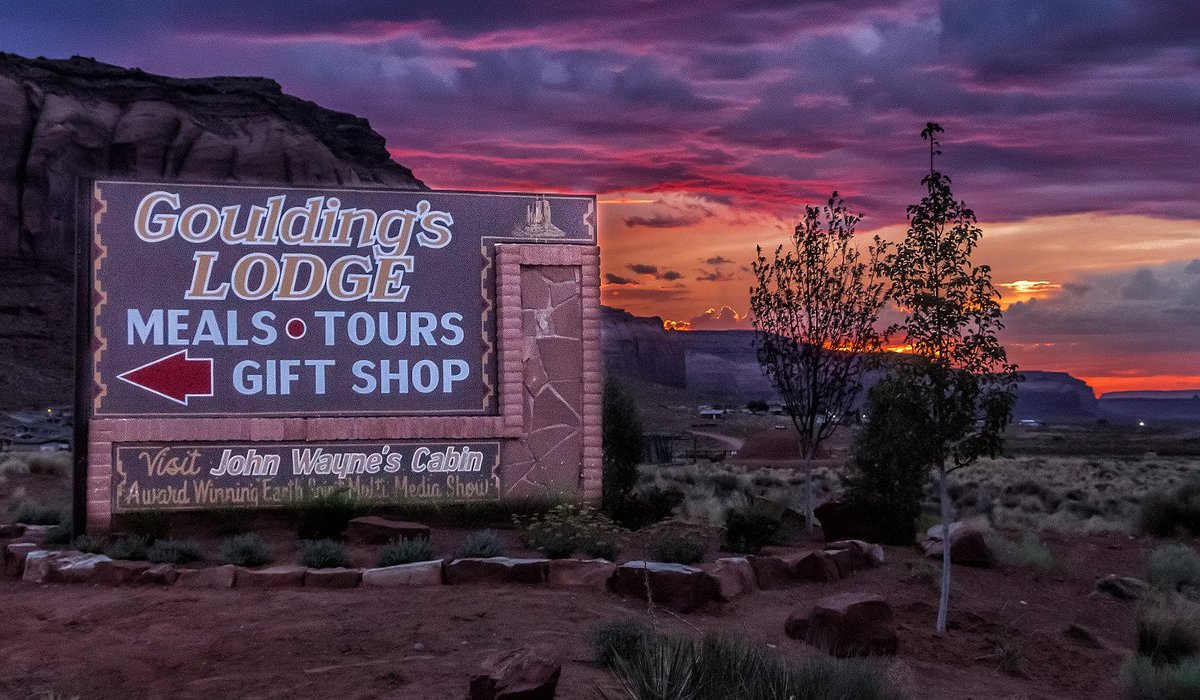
[
  {"xmin": 881, "ymin": 123, "xmax": 1019, "ymax": 633},
  {"xmin": 751, "ymin": 193, "xmax": 887, "ymax": 530},
  {"xmin": 843, "ymin": 373, "xmax": 939, "ymax": 545},
  {"xmin": 746, "ymin": 399, "xmax": 770, "ymax": 413},
  {"xmin": 602, "ymin": 378, "xmax": 643, "ymax": 516}
]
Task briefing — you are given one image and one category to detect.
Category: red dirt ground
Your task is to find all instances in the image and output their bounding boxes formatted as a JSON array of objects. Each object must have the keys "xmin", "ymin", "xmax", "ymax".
[{"xmin": 2, "ymin": 529, "xmax": 1179, "ymax": 700}]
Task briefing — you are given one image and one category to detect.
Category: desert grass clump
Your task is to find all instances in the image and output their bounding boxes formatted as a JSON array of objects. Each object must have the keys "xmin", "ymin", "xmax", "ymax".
[
  {"xmin": 378, "ymin": 537, "xmax": 436, "ymax": 567},
  {"xmin": 104, "ymin": 535, "xmax": 150, "ymax": 561},
  {"xmin": 648, "ymin": 529, "xmax": 707, "ymax": 565},
  {"xmin": 11, "ymin": 502, "xmax": 63, "ymax": 526},
  {"xmin": 603, "ymin": 630, "xmax": 906, "ymax": 700},
  {"xmin": 1125, "ymin": 656, "xmax": 1200, "ymax": 700},
  {"xmin": 71, "ymin": 534, "xmax": 105, "ymax": 554},
  {"xmin": 147, "ymin": 538, "xmax": 203, "ymax": 565},
  {"xmin": 723, "ymin": 500, "xmax": 782, "ymax": 554},
  {"xmin": 516, "ymin": 503, "xmax": 623, "ymax": 560},
  {"xmin": 299, "ymin": 539, "xmax": 348, "ymax": 568},
  {"xmin": 988, "ymin": 530, "xmax": 1061, "ymax": 576},
  {"xmin": 219, "ymin": 533, "xmax": 274, "ymax": 567},
  {"xmin": 591, "ymin": 619, "xmax": 652, "ymax": 669},
  {"xmin": 1139, "ymin": 481, "xmax": 1200, "ymax": 537},
  {"xmin": 293, "ymin": 488, "xmax": 361, "ymax": 540},
  {"xmin": 1136, "ymin": 596, "xmax": 1200, "ymax": 665},
  {"xmin": 1147, "ymin": 544, "xmax": 1200, "ymax": 598},
  {"xmin": 456, "ymin": 529, "xmax": 505, "ymax": 559}
]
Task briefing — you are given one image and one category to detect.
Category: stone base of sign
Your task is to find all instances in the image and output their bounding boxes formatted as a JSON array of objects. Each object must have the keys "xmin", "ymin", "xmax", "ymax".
[
  {"xmin": 304, "ymin": 567, "xmax": 363, "ymax": 589},
  {"xmin": 84, "ymin": 244, "xmax": 602, "ymax": 533}
]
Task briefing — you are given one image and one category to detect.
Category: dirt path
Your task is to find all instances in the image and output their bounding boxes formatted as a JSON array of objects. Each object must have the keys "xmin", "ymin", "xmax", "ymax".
[{"xmin": 687, "ymin": 429, "xmax": 745, "ymax": 452}]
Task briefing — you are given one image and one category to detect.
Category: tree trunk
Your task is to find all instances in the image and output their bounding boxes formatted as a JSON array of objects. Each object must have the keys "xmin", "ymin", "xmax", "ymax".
[
  {"xmin": 798, "ymin": 433, "xmax": 814, "ymax": 531},
  {"xmin": 936, "ymin": 461, "xmax": 952, "ymax": 633}
]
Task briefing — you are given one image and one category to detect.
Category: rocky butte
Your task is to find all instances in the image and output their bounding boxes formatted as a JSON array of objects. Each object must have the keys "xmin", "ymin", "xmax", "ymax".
[{"xmin": 0, "ymin": 53, "xmax": 423, "ymax": 408}]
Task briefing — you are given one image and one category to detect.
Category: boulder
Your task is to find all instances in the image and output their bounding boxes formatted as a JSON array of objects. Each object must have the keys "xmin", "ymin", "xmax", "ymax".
[
  {"xmin": 304, "ymin": 567, "xmax": 362, "ymax": 589},
  {"xmin": 609, "ymin": 561, "xmax": 722, "ymax": 613},
  {"xmin": 826, "ymin": 540, "xmax": 885, "ymax": 568},
  {"xmin": 445, "ymin": 558, "xmax": 549, "ymax": 585},
  {"xmin": 4, "ymin": 542, "xmax": 41, "ymax": 576},
  {"xmin": 706, "ymin": 557, "xmax": 758, "ymax": 601},
  {"xmin": 23, "ymin": 550, "xmax": 112, "ymax": 584},
  {"xmin": 16, "ymin": 525, "xmax": 53, "ymax": 544},
  {"xmin": 547, "ymin": 559, "xmax": 615, "ymax": 589},
  {"xmin": 175, "ymin": 564, "xmax": 237, "ymax": 589},
  {"xmin": 785, "ymin": 593, "xmax": 898, "ymax": 657},
  {"xmin": 747, "ymin": 555, "xmax": 794, "ymax": 590},
  {"xmin": 94, "ymin": 559, "xmax": 152, "ymax": 586},
  {"xmin": 138, "ymin": 563, "xmax": 179, "ymax": 585},
  {"xmin": 922, "ymin": 524, "xmax": 995, "ymax": 568},
  {"xmin": 824, "ymin": 549, "xmax": 857, "ymax": 578},
  {"xmin": 469, "ymin": 646, "xmax": 561, "ymax": 700},
  {"xmin": 1095, "ymin": 574, "xmax": 1148, "ymax": 600},
  {"xmin": 347, "ymin": 516, "xmax": 431, "ymax": 545},
  {"xmin": 788, "ymin": 551, "xmax": 840, "ymax": 583},
  {"xmin": 361, "ymin": 560, "xmax": 444, "ymax": 588},
  {"xmin": 236, "ymin": 565, "xmax": 307, "ymax": 589},
  {"xmin": 750, "ymin": 495, "xmax": 807, "ymax": 534},
  {"xmin": 0, "ymin": 523, "xmax": 26, "ymax": 538}
]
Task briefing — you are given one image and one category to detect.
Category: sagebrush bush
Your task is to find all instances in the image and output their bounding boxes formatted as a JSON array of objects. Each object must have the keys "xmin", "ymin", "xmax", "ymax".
[
  {"xmin": 516, "ymin": 504, "xmax": 623, "ymax": 560},
  {"xmin": 1147, "ymin": 544, "xmax": 1200, "ymax": 597},
  {"xmin": 299, "ymin": 539, "xmax": 348, "ymax": 568},
  {"xmin": 219, "ymin": 534, "xmax": 274, "ymax": 567},
  {"xmin": 11, "ymin": 502, "xmax": 63, "ymax": 526},
  {"xmin": 378, "ymin": 537, "xmax": 436, "ymax": 567},
  {"xmin": 71, "ymin": 534, "xmax": 105, "ymax": 554},
  {"xmin": 121, "ymin": 510, "xmax": 172, "ymax": 541},
  {"xmin": 648, "ymin": 529, "xmax": 706, "ymax": 565},
  {"xmin": 1139, "ymin": 481, "xmax": 1200, "ymax": 537},
  {"xmin": 591, "ymin": 619, "xmax": 652, "ymax": 669},
  {"xmin": 603, "ymin": 379, "xmax": 644, "ymax": 518},
  {"xmin": 603, "ymin": 629, "xmax": 907, "ymax": 700},
  {"xmin": 293, "ymin": 489, "xmax": 361, "ymax": 540},
  {"xmin": 147, "ymin": 538, "xmax": 203, "ymax": 565},
  {"xmin": 456, "ymin": 530, "xmax": 504, "ymax": 558},
  {"xmin": 104, "ymin": 535, "xmax": 150, "ymax": 561},
  {"xmin": 613, "ymin": 486, "xmax": 684, "ymax": 530},
  {"xmin": 1126, "ymin": 656, "xmax": 1200, "ymax": 700},
  {"xmin": 1136, "ymin": 596, "xmax": 1200, "ymax": 665},
  {"xmin": 723, "ymin": 501, "xmax": 782, "ymax": 554},
  {"xmin": 988, "ymin": 531, "xmax": 1060, "ymax": 575}
]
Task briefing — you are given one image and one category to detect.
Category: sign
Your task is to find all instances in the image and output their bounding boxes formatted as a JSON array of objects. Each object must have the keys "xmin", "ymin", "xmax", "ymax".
[
  {"xmin": 112, "ymin": 441, "xmax": 501, "ymax": 512},
  {"xmin": 89, "ymin": 182, "xmax": 595, "ymax": 417}
]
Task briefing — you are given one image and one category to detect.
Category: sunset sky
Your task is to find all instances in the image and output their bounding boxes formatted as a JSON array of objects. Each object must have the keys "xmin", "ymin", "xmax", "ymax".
[{"xmin": 5, "ymin": 1, "xmax": 1198, "ymax": 395}]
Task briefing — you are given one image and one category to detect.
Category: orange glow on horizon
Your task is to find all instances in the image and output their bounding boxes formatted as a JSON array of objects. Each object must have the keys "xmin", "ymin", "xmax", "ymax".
[
  {"xmin": 663, "ymin": 319, "xmax": 692, "ymax": 331},
  {"xmin": 1082, "ymin": 375, "xmax": 1200, "ymax": 397}
]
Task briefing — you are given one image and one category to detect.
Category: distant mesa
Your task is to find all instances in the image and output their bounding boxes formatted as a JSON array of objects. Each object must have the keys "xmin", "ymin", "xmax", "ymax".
[{"xmin": 513, "ymin": 196, "xmax": 566, "ymax": 238}]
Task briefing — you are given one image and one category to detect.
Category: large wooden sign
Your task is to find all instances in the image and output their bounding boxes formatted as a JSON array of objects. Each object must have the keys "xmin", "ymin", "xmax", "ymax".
[{"xmin": 77, "ymin": 181, "xmax": 601, "ymax": 528}]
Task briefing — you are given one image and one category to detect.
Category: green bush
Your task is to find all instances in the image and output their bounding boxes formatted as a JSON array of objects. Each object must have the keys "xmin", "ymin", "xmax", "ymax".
[
  {"xmin": 378, "ymin": 537, "xmax": 436, "ymax": 567},
  {"xmin": 46, "ymin": 518, "xmax": 73, "ymax": 545},
  {"xmin": 71, "ymin": 534, "xmax": 105, "ymax": 554},
  {"xmin": 11, "ymin": 502, "xmax": 63, "ymax": 526},
  {"xmin": 293, "ymin": 488, "xmax": 361, "ymax": 540},
  {"xmin": 456, "ymin": 530, "xmax": 505, "ymax": 559},
  {"xmin": 1139, "ymin": 481, "xmax": 1200, "ymax": 537},
  {"xmin": 603, "ymin": 379, "xmax": 644, "ymax": 518},
  {"xmin": 649, "ymin": 529, "xmax": 706, "ymax": 565},
  {"xmin": 1147, "ymin": 544, "xmax": 1200, "ymax": 597},
  {"xmin": 516, "ymin": 504, "xmax": 623, "ymax": 560},
  {"xmin": 27, "ymin": 452, "xmax": 70, "ymax": 475},
  {"xmin": 209, "ymin": 506, "xmax": 256, "ymax": 535},
  {"xmin": 121, "ymin": 510, "xmax": 172, "ymax": 541},
  {"xmin": 987, "ymin": 531, "xmax": 1060, "ymax": 575},
  {"xmin": 219, "ymin": 534, "xmax": 274, "ymax": 567},
  {"xmin": 591, "ymin": 619, "xmax": 652, "ymax": 669},
  {"xmin": 723, "ymin": 501, "xmax": 782, "ymax": 554},
  {"xmin": 1126, "ymin": 657, "xmax": 1200, "ymax": 700},
  {"xmin": 104, "ymin": 535, "xmax": 149, "ymax": 561},
  {"xmin": 604, "ymin": 630, "xmax": 906, "ymax": 700},
  {"xmin": 147, "ymin": 538, "xmax": 203, "ymax": 565},
  {"xmin": 299, "ymin": 539, "xmax": 348, "ymax": 568},
  {"xmin": 1137, "ymin": 596, "xmax": 1200, "ymax": 665},
  {"xmin": 613, "ymin": 486, "xmax": 685, "ymax": 530}
]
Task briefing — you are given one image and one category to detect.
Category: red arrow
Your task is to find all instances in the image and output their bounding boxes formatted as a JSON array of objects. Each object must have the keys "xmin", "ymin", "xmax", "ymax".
[{"xmin": 117, "ymin": 350, "xmax": 213, "ymax": 406}]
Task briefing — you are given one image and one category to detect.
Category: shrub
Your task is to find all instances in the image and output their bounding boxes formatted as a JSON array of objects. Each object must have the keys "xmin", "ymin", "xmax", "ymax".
[
  {"xmin": 209, "ymin": 506, "xmax": 256, "ymax": 535},
  {"xmin": 604, "ymin": 630, "xmax": 906, "ymax": 700},
  {"xmin": 1147, "ymin": 544, "xmax": 1200, "ymax": 597},
  {"xmin": 1139, "ymin": 481, "xmax": 1200, "ymax": 537},
  {"xmin": 456, "ymin": 530, "xmax": 504, "ymax": 558},
  {"xmin": 1126, "ymin": 657, "xmax": 1200, "ymax": 700},
  {"xmin": 147, "ymin": 538, "xmax": 203, "ymax": 565},
  {"xmin": 1136, "ymin": 596, "xmax": 1200, "ymax": 665},
  {"xmin": 27, "ymin": 452, "xmax": 71, "ymax": 475},
  {"xmin": 104, "ymin": 535, "xmax": 149, "ymax": 561},
  {"xmin": 293, "ymin": 488, "xmax": 361, "ymax": 540},
  {"xmin": 219, "ymin": 534, "xmax": 274, "ymax": 567},
  {"xmin": 71, "ymin": 534, "xmax": 105, "ymax": 554},
  {"xmin": 723, "ymin": 501, "xmax": 782, "ymax": 554},
  {"xmin": 613, "ymin": 486, "xmax": 685, "ymax": 530},
  {"xmin": 46, "ymin": 518, "xmax": 73, "ymax": 545},
  {"xmin": 590, "ymin": 619, "xmax": 652, "ymax": 669},
  {"xmin": 299, "ymin": 539, "xmax": 348, "ymax": 568},
  {"xmin": 516, "ymin": 504, "xmax": 623, "ymax": 560},
  {"xmin": 121, "ymin": 510, "xmax": 172, "ymax": 541},
  {"xmin": 711, "ymin": 472, "xmax": 742, "ymax": 497},
  {"xmin": 988, "ymin": 531, "xmax": 1060, "ymax": 575},
  {"xmin": 378, "ymin": 537, "xmax": 436, "ymax": 567},
  {"xmin": 648, "ymin": 529, "xmax": 706, "ymax": 565},
  {"xmin": 603, "ymin": 379, "xmax": 644, "ymax": 517},
  {"xmin": 11, "ymin": 502, "xmax": 63, "ymax": 526}
]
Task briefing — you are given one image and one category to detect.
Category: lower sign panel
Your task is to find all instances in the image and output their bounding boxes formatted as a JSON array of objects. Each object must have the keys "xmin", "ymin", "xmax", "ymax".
[{"xmin": 112, "ymin": 441, "xmax": 501, "ymax": 511}]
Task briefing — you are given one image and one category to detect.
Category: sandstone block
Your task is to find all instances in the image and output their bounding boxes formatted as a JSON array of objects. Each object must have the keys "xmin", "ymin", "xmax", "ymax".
[
  {"xmin": 236, "ymin": 565, "xmax": 307, "ymax": 589},
  {"xmin": 469, "ymin": 645, "xmax": 561, "ymax": 700},
  {"xmin": 304, "ymin": 567, "xmax": 362, "ymax": 589},
  {"xmin": 706, "ymin": 557, "xmax": 759, "ymax": 601},
  {"xmin": 175, "ymin": 564, "xmax": 236, "ymax": 589},
  {"xmin": 94, "ymin": 559, "xmax": 152, "ymax": 586},
  {"xmin": 547, "ymin": 558, "xmax": 615, "ymax": 589},
  {"xmin": 446, "ymin": 558, "xmax": 549, "ymax": 585},
  {"xmin": 747, "ymin": 555, "xmax": 793, "ymax": 590},
  {"xmin": 361, "ymin": 560, "xmax": 444, "ymax": 588},
  {"xmin": 788, "ymin": 550, "xmax": 840, "ymax": 583},
  {"xmin": 139, "ymin": 563, "xmax": 179, "ymax": 585},
  {"xmin": 785, "ymin": 593, "xmax": 897, "ymax": 657},
  {"xmin": 4, "ymin": 542, "xmax": 41, "ymax": 576},
  {"xmin": 609, "ymin": 561, "xmax": 721, "ymax": 613}
]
